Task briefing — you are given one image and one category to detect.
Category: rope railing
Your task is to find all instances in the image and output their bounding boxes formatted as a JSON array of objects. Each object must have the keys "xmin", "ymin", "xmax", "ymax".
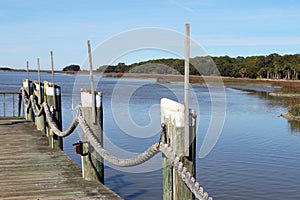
[
  {"xmin": 22, "ymin": 87, "xmax": 79, "ymax": 138},
  {"xmin": 30, "ymin": 95, "xmax": 44, "ymax": 117},
  {"xmin": 79, "ymin": 112, "xmax": 212, "ymax": 200},
  {"xmin": 78, "ymin": 115, "xmax": 161, "ymax": 167},
  {"xmin": 160, "ymin": 144, "xmax": 212, "ymax": 200},
  {"xmin": 21, "ymin": 87, "xmax": 213, "ymax": 200},
  {"xmin": 43, "ymin": 102, "xmax": 79, "ymax": 137},
  {"xmin": 22, "ymin": 88, "xmax": 31, "ymax": 112}
]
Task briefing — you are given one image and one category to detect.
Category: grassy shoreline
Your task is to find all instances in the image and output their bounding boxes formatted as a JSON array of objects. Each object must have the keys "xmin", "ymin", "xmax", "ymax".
[
  {"xmin": 283, "ymin": 104, "xmax": 300, "ymax": 121},
  {"xmin": 2, "ymin": 69, "xmax": 300, "ymax": 120},
  {"xmin": 2, "ymin": 69, "xmax": 300, "ymax": 89},
  {"xmin": 280, "ymin": 112, "xmax": 300, "ymax": 122}
]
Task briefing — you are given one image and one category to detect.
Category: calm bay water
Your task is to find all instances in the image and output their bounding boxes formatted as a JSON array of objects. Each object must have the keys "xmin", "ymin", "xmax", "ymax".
[{"xmin": 1, "ymin": 71, "xmax": 300, "ymax": 199}]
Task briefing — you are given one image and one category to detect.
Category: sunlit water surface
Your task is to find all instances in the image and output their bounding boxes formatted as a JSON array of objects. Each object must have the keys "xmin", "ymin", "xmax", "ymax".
[{"xmin": 1, "ymin": 71, "xmax": 300, "ymax": 199}]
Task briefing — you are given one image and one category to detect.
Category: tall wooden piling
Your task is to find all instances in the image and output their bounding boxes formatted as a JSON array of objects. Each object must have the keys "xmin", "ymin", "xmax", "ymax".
[
  {"xmin": 26, "ymin": 61, "xmax": 29, "ymax": 80},
  {"xmin": 50, "ymin": 51, "xmax": 57, "ymax": 110},
  {"xmin": 23, "ymin": 79, "xmax": 34, "ymax": 121},
  {"xmin": 161, "ymin": 98, "xmax": 196, "ymax": 200},
  {"xmin": 45, "ymin": 82, "xmax": 63, "ymax": 150},
  {"xmin": 184, "ymin": 23, "xmax": 191, "ymax": 156},
  {"xmin": 33, "ymin": 81, "xmax": 46, "ymax": 134},
  {"xmin": 87, "ymin": 40, "xmax": 96, "ymax": 124},
  {"xmin": 80, "ymin": 89, "xmax": 104, "ymax": 183}
]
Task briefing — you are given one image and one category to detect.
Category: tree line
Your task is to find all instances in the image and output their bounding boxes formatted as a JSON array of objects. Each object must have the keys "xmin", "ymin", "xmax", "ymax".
[
  {"xmin": 214, "ymin": 53, "xmax": 300, "ymax": 79},
  {"xmin": 79, "ymin": 53, "xmax": 300, "ymax": 80}
]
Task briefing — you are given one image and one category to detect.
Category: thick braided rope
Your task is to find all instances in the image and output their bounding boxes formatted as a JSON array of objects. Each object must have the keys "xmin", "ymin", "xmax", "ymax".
[
  {"xmin": 77, "ymin": 115, "xmax": 160, "ymax": 167},
  {"xmin": 30, "ymin": 95, "xmax": 44, "ymax": 117},
  {"xmin": 21, "ymin": 87, "xmax": 213, "ymax": 199},
  {"xmin": 21, "ymin": 87, "xmax": 78, "ymax": 137},
  {"xmin": 160, "ymin": 144, "xmax": 213, "ymax": 200},
  {"xmin": 43, "ymin": 102, "xmax": 79, "ymax": 137},
  {"xmin": 78, "ymin": 114, "xmax": 212, "ymax": 200},
  {"xmin": 21, "ymin": 88, "xmax": 31, "ymax": 111}
]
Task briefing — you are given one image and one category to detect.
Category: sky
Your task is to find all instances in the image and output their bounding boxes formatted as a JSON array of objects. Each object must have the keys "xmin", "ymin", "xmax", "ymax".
[{"xmin": 0, "ymin": 0, "xmax": 299, "ymax": 70}]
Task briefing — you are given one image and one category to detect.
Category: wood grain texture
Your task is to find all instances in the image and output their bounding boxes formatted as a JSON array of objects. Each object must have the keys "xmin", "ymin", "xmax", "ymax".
[
  {"xmin": 161, "ymin": 98, "xmax": 196, "ymax": 200},
  {"xmin": 0, "ymin": 118, "xmax": 122, "ymax": 200}
]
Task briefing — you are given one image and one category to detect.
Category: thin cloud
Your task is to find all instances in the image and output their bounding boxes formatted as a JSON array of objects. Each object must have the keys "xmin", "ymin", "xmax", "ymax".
[{"xmin": 167, "ymin": 0, "xmax": 198, "ymax": 15}]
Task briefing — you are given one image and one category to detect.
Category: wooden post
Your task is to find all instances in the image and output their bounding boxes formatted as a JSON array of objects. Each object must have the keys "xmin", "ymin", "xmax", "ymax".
[
  {"xmin": 18, "ymin": 92, "xmax": 22, "ymax": 117},
  {"xmin": 87, "ymin": 40, "xmax": 96, "ymax": 124},
  {"xmin": 12, "ymin": 94, "xmax": 15, "ymax": 117},
  {"xmin": 33, "ymin": 81, "xmax": 46, "ymax": 134},
  {"xmin": 80, "ymin": 89, "xmax": 104, "ymax": 183},
  {"xmin": 50, "ymin": 51, "xmax": 56, "ymax": 110},
  {"xmin": 3, "ymin": 93, "xmax": 5, "ymax": 117},
  {"xmin": 26, "ymin": 61, "xmax": 29, "ymax": 80},
  {"xmin": 45, "ymin": 82, "xmax": 63, "ymax": 150},
  {"xmin": 184, "ymin": 24, "xmax": 190, "ymax": 156},
  {"xmin": 23, "ymin": 79, "xmax": 34, "ymax": 121},
  {"xmin": 161, "ymin": 98, "xmax": 196, "ymax": 200},
  {"xmin": 37, "ymin": 58, "xmax": 42, "ymax": 104}
]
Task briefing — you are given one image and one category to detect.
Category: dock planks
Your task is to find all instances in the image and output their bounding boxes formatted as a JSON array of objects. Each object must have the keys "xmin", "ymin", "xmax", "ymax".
[{"xmin": 0, "ymin": 118, "xmax": 122, "ymax": 200}]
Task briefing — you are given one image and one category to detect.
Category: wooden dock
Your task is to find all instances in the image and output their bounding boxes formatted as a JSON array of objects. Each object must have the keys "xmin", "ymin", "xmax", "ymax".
[{"xmin": 0, "ymin": 117, "xmax": 122, "ymax": 200}]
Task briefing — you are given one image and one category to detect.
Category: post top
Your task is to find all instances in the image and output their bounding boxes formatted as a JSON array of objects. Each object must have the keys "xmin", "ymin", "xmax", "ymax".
[
  {"xmin": 33, "ymin": 80, "xmax": 41, "ymax": 85},
  {"xmin": 161, "ymin": 98, "xmax": 184, "ymax": 127},
  {"xmin": 46, "ymin": 82, "xmax": 54, "ymax": 87},
  {"xmin": 44, "ymin": 82, "xmax": 60, "ymax": 89},
  {"xmin": 81, "ymin": 89, "xmax": 101, "ymax": 96},
  {"xmin": 81, "ymin": 89, "xmax": 102, "ymax": 108}
]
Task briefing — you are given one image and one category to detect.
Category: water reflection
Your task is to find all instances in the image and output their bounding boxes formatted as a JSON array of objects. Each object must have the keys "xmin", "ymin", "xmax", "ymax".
[
  {"xmin": 3, "ymin": 72, "xmax": 300, "ymax": 199},
  {"xmin": 288, "ymin": 120, "xmax": 300, "ymax": 134},
  {"xmin": 231, "ymin": 86, "xmax": 300, "ymax": 135}
]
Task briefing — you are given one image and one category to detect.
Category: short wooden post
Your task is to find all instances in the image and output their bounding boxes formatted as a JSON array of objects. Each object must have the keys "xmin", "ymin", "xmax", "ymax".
[
  {"xmin": 3, "ymin": 93, "xmax": 6, "ymax": 117},
  {"xmin": 33, "ymin": 81, "xmax": 46, "ymax": 134},
  {"xmin": 80, "ymin": 89, "xmax": 104, "ymax": 183},
  {"xmin": 12, "ymin": 94, "xmax": 15, "ymax": 117},
  {"xmin": 23, "ymin": 79, "xmax": 34, "ymax": 121},
  {"xmin": 45, "ymin": 82, "xmax": 63, "ymax": 150},
  {"xmin": 161, "ymin": 98, "xmax": 196, "ymax": 200},
  {"xmin": 18, "ymin": 92, "xmax": 22, "ymax": 117}
]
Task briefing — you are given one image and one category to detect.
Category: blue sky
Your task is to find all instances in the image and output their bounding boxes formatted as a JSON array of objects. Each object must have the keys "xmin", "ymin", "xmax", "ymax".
[{"xmin": 0, "ymin": 0, "xmax": 299, "ymax": 70}]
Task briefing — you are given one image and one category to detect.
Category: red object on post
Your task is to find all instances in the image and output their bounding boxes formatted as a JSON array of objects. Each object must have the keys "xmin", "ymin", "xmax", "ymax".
[{"xmin": 75, "ymin": 143, "xmax": 82, "ymax": 155}]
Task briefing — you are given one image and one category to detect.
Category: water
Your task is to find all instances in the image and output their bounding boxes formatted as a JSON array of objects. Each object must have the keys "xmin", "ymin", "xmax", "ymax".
[{"xmin": 1, "ymin": 71, "xmax": 300, "ymax": 199}]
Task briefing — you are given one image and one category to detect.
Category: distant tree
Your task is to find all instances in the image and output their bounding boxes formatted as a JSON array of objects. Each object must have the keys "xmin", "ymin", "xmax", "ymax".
[
  {"xmin": 257, "ymin": 67, "xmax": 267, "ymax": 78},
  {"xmin": 62, "ymin": 64, "xmax": 80, "ymax": 71},
  {"xmin": 0, "ymin": 67, "xmax": 12, "ymax": 71},
  {"xmin": 92, "ymin": 53, "xmax": 300, "ymax": 80}
]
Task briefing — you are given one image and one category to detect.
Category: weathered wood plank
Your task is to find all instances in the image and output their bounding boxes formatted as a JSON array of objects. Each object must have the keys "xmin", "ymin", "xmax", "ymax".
[
  {"xmin": 161, "ymin": 98, "xmax": 196, "ymax": 200},
  {"xmin": 22, "ymin": 79, "xmax": 34, "ymax": 121},
  {"xmin": 33, "ymin": 81, "xmax": 46, "ymax": 134},
  {"xmin": 0, "ymin": 118, "xmax": 122, "ymax": 200},
  {"xmin": 81, "ymin": 89, "xmax": 104, "ymax": 183},
  {"xmin": 45, "ymin": 82, "xmax": 63, "ymax": 150}
]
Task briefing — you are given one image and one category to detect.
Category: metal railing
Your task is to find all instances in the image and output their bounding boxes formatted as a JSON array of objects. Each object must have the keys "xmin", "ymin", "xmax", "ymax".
[{"xmin": 0, "ymin": 91, "xmax": 22, "ymax": 117}]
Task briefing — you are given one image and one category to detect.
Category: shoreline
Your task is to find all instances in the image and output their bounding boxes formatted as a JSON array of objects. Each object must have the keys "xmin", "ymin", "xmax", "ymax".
[
  {"xmin": 269, "ymin": 92, "xmax": 300, "ymax": 97},
  {"xmin": 2, "ymin": 70, "xmax": 300, "ymax": 122},
  {"xmin": 280, "ymin": 113, "xmax": 300, "ymax": 122},
  {"xmin": 2, "ymin": 69, "xmax": 300, "ymax": 92},
  {"xmin": 2, "ymin": 69, "xmax": 300, "ymax": 81}
]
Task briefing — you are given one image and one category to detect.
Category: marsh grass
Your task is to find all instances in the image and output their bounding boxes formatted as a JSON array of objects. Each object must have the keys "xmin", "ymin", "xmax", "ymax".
[{"xmin": 289, "ymin": 104, "xmax": 300, "ymax": 116}]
